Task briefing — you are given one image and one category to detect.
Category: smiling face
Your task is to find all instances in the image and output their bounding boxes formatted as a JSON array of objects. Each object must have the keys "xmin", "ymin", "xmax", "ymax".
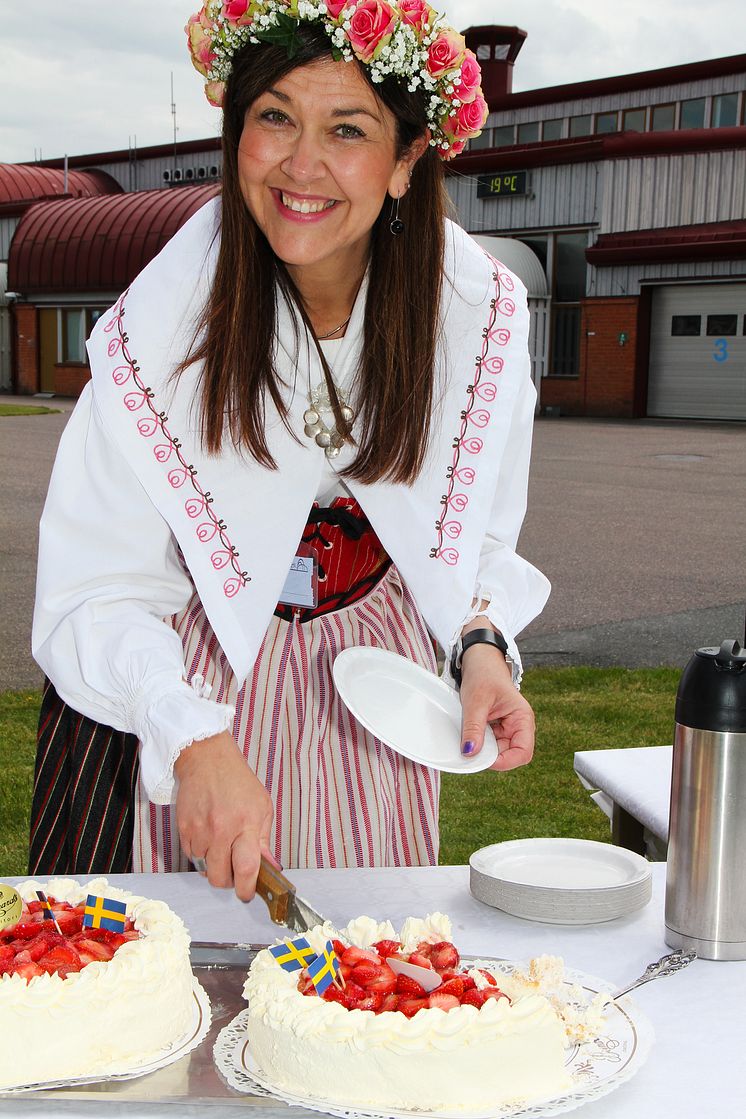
[{"xmin": 237, "ymin": 56, "xmax": 418, "ymax": 291}]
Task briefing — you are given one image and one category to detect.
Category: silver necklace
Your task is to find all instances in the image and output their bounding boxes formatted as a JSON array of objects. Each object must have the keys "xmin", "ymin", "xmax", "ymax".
[
  {"xmin": 316, "ymin": 314, "xmax": 351, "ymax": 341},
  {"xmin": 304, "ymin": 379, "xmax": 355, "ymax": 459}
]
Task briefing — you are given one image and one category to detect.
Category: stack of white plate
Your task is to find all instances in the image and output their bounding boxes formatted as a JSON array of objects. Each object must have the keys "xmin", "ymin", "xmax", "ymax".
[{"xmin": 469, "ymin": 838, "xmax": 652, "ymax": 925}]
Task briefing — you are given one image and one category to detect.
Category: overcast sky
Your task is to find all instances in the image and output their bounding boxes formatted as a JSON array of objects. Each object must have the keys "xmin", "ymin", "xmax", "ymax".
[{"xmin": 2, "ymin": 1, "xmax": 744, "ymax": 164}]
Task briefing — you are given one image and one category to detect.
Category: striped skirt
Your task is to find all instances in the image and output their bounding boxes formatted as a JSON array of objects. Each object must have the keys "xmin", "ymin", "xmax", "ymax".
[{"xmin": 134, "ymin": 564, "xmax": 440, "ymax": 871}]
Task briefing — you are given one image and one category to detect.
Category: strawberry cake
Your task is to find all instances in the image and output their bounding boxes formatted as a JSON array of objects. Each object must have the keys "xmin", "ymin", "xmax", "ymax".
[
  {"xmin": 243, "ymin": 914, "xmax": 576, "ymax": 1111},
  {"xmin": 0, "ymin": 877, "xmax": 196, "ymax": 1090}
]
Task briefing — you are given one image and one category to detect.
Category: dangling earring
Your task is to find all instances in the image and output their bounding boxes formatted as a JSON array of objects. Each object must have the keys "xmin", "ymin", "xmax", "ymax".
[{"xmin": 389, "ymin": 192, "xmax": 404, "ymax": 236}]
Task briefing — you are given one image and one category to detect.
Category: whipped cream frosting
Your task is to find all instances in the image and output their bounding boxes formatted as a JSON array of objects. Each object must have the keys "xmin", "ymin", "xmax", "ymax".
[{"xmin": 0, "ymin": 878, "xmax": 195, "ymax": 1090}]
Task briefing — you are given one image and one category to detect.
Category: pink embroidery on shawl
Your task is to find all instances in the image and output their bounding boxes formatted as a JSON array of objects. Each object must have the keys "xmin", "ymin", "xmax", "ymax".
[
  {"xmin": 430, "ymin": 255, "xmax": 515, "ymax": 566},
  {"xmin": 103, "ymin": 291, "xmax": 250, "ymax": 598}
]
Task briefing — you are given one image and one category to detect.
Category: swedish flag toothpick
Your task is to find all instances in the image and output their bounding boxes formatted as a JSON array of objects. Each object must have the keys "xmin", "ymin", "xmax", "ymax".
[
  {"xmin": 83, "ymin": 894, "xmax": 127, "ymax": 933},
  {"xmin": 269, "ymin": 936, "xmax": 317, "ymax": 973},
  {"xmin": 307, "ymin": 941, "xmax": 341, "ymax": 995},
  {"xmin": 35, "ymin": 890, "xmax": 63, "ymax": 935}
]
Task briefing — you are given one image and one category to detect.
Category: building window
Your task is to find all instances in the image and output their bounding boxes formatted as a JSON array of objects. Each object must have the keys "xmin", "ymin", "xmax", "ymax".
[
  {"xmin": 706, "ymin": 314, "xmax": 738, "ymax": 336},
  {"xmin": 671, "ymin": 315, "xmax": 702, "ymax": 336},
  {"xmin": 651, "ymin": 103, "xmax": 675, "ymax": 131},
  {"xmin": 712, "ymin": 93, "xmax": 738, "ymax": 127},
  {"xmin": 476, "ymin": 44, "xmax": 492, "ymax": 60},
  {"xmin": 680, "ymin": 97, "xmax": 706, "ymax": 129},
  {"xmin": 595, "ymin": 111, "xmax": 618, "ymax": 134},
  {"xmin": 550, "ymin": 231, "xmax": 589, "ymax": 377},
  {"xmin": 569, "ymin": 114, "xmax": 592, "ymax": 137},
  {"xmin": 622, "ymin": 107, "xmax": 646, "ymax": 132},
  {"xmin": 542, "ymin": 118, "xmax": 563, "ymax": 141},
  {"xmin": 517, "ymin": 121, "xmax": 540, "ymax": 143},
  {"xmin": 469, "ymin": 129, "xmax": 493, "ymax": 150},
  {"xmin": 493, "ymin": 124, "xmax": 516, "ymax": 147},
  {"xmin": 60, "ymin": 308, "xmax": 102, "ymax": 363}
]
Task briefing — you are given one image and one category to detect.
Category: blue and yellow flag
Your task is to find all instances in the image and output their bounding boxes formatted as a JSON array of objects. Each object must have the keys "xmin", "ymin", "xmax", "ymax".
[
  {"xmin": 307, "ymin": 941, "xmax": 341, "ymax": 995},
  {"xmin": 269, "ymin": 936, "xmax": 317, "ymax": 972},
  {"xmin": 36, "ymin": 890, "xmax": 63, "ymax": 935},
  {"xmin": 83, "ymin": 894, "xmax": 127, "ymax": 933}
]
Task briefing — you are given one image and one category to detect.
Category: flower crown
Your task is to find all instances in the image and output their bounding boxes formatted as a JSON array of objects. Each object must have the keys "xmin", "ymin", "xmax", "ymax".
[{"xmin": 186, "ymin": 0, "xmax": 489, "ymax": 159}]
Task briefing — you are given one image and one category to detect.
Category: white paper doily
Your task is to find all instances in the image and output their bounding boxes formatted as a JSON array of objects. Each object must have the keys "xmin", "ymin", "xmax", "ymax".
[
  {"xmin": 213, "ymin": 963, "xmax": 653, "ymax": 1119},
  {"xmin": 4, "ymin": 977, "xmax": 212, "ymax": 1094}
]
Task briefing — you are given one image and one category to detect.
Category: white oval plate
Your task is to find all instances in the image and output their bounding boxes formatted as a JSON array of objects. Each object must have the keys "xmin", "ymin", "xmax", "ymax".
[
  {"xmin": 470, "ymin": 838, "xmax": 651, "ymax": 891},
  {"xmin": 332, "ymin": 647, "xmax": 498, "ymax": 773}
]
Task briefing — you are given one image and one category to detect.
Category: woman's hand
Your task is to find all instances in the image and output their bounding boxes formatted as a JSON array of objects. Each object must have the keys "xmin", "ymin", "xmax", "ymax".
[
  {"xmin": 173, "ymin": 731, "xmax": 275, "ymax": 900},
  {"xmin": 458, "ymin": 643, "xmax": 535, "ymax": 771}
]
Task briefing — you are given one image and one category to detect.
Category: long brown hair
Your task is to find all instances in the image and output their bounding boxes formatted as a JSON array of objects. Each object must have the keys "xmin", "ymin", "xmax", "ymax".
[{"xmin": 186, "ymin": 26, "xmax": 447, "ymax": 484}]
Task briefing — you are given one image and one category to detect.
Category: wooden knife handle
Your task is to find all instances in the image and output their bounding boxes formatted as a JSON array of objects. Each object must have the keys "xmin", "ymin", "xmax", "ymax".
[{"xmin": 256, "ymin": 856, "xmax": 297, "ymax": 925}]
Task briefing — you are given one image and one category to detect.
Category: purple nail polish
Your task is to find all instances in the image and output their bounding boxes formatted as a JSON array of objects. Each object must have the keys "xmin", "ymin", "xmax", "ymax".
[{"xmin": 462, "ymin": 741, "xmax": 476, "ymax": 756}]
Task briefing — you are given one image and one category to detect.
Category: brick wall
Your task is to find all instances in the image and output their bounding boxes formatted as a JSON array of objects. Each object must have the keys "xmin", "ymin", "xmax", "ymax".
[
  {"xmin": 54, "ymin": 364, "xmax": 91, "ymax": 396},
  {"xmin": 14, "ymin": 305, "xmax": 38, "ymax": 394},
  {"xmin": 541, "ymin": 297, "xmax": 640, "ymax": 417}
]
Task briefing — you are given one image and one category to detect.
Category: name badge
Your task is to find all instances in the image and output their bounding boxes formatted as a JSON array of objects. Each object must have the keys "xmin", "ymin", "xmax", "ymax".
[{"xmin": 278, "ymin": 553, "xmax": 318, "ymax": 610}]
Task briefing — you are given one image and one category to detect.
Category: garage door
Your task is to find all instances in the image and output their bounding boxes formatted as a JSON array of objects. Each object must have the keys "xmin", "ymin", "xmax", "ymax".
[{"xmin": 648, "ymin": 283, "xmax": 746, "ymax": 420}]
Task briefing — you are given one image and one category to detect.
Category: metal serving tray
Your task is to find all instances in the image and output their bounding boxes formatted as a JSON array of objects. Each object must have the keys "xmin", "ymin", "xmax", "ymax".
[{"xmin": 0, "ymin": 943, "xmax": 299, "ymax": 1113}]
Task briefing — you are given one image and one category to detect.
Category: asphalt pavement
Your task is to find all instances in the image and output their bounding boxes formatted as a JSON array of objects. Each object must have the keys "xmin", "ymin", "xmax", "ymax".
[{"xmin": 1, "ymin": 396, "xmax": 744, "ymax": 692}]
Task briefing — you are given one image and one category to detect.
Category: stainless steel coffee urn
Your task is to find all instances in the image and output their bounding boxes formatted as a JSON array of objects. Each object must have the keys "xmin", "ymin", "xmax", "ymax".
[{"xmin": 665, "ymin": 638, "xmax": 746, "ymax": 960}]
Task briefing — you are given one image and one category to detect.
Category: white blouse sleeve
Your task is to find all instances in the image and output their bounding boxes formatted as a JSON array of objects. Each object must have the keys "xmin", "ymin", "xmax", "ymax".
[
  {"xmin": 32, "ymin": 386, "xmax": 235, "ymax": 804},
  {"xmin": 460, "ymin": 363, "xmax": 551, "ymax": 686}
]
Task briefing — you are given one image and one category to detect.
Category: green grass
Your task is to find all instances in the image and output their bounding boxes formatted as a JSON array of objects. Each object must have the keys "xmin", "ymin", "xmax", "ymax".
[
  {"xmin": 0, "ymin": 404, "xmax": 60, "ymax": 416},
  {"xmin": 0, "ymin": 669, "xmax": 679, "ymax": 876}
]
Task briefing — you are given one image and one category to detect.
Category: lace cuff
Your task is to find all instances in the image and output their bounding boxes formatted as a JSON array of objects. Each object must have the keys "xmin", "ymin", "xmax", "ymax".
[{"xmin": 444, "ymin": 589, "xmax": 524, "ymax": 690}]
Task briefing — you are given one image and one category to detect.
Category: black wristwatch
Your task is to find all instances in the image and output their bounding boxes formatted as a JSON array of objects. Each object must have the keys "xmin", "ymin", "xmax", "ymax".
[{"xmin": 450, "ymin": 627, "xmax": 510, "ymax": 688}]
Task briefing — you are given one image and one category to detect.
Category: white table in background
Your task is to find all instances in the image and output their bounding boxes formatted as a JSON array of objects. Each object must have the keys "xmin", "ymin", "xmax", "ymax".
[
  {"xmin": 574, "ymin": 745, "xmax": 672, "ymax": 858},
  {"xmin": 5, "ymin": 864, "xmax": 746, "ymax": 1117}
]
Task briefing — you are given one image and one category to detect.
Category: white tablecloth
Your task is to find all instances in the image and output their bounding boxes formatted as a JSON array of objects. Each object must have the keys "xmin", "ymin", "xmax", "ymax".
[
  {"xmin": 574, "ymin": 746, "xmax": 673, "ymax": 844},
  {"xmin": 5, "ymin": 865, "xmax": 746, "ymax": 1116}
]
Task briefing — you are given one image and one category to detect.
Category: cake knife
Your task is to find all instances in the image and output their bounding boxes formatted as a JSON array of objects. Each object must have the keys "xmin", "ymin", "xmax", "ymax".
[{"xmin": 255, "ymin": 857, "xmax": 328, "ymax": 935}]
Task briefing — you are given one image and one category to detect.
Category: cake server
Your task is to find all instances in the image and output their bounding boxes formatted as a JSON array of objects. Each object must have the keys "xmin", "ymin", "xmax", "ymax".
[{"xmin": 255, "ymin": 857, "xmax": 328, "ymax": 935}]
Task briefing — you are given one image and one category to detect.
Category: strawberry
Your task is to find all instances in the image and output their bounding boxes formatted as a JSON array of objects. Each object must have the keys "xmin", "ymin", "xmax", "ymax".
[
  {"xmin": 440, "ymin": 977, "xmax": 465, "ymax": 998},
  {"xmin": 413, "ymin": 941, "xmax": 433, "ymax": 959},
  {"xmin": 331, "ymin": 939, "xmax": 348, "ymax": 959},
  {"xmin": 398, "ymin": 997, "xmax": 429, "ymax": 1018},
  {"xmin": 395, "ymin": 974, "xmax": 427, "ymax": 998},
  {"xmin": 380, "ymin": 993, "xmax": 399, "ymax": 1012},
  {"xmin": 10, "ymin": 959, "xmax": 44, "ymax": 981},
  {"xmin": 26, "ymin": 901, "xmax": 44, "ymax": 914},
  {"xmin": 8, "ymin": 922, "xmax": 44, "ymax": 941},
  {"xmin": 478, "ymin": 968, "xmax": 498, "ymax": 986},
  {"xmin": 26, "ymin": 931, "xmax": 63, "ymax": 961},
  {"xmin": 0, "ymin": 944, "xmax": 14, "ymax": 962},
  {"xmin": 341, "ymin": 946, "xmax": 380, "ymax": 968},
  {"xmin": 428, "ymin": 991, "xmax": 460, "ymax": 1011},
  {"xmin": 82, "ymin": 927, "xmax": 126, "ymax": 950},
  {"xmin": 372, "ymin": 939, "xmax": 401, "ymax": 958},
  {"xmin": 122, "ymin": 930, "xmax": 140, "ymax": 941},
  {"xmin": 461, "ymin": 988, "xmax": 486, "ymax": 1009},
  {"xmin": 322, "ymin": 984, "xmax": 345, "ymax": 1004},
  {"xmin": 340, "ymin": 981, "xmax": 365, "ymax": 1008},
  {"xmin": 75, "ymin": 938, "xmax": 115, "ymax": 964},
  {"xmin": 297, "ymin": 969, "xmax": 316, "ymax": 996},
  {"xmin": 350, "ymin": 963, "xmax": 379, "ymax": 988},
  {"xmin": 38, "ymin": 944, "xmax": 83, "ymax": 977},
  {"xmin": 430, "ymin": 942, "xmax": 459, "ymax": 971},
  {"xmin": 482, "ymin": 988, "xmax": 510, "ymax": 1004},
  {"xmin": 354, "ymin": 993, "xmax": 383, "ymax": 1012},
  {"xmin": 52, "ymin": 910, "xmax": 84, "ymax": 937},
  {"xmin": 366, "ymin": 963, "xmax": 397, "ymax": 994},
  {"xmin": 407, "ymin": 952, "xmax": 434, "ymax": 970}
]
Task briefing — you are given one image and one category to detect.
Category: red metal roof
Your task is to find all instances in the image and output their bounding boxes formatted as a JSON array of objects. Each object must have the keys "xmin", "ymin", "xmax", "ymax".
[
  {"xmin": 8, "ymin": 184, "xmax": 219, "ymax": 295},
  {"xmin": 0, "ymin": 163, "xmax": 119, "ymax": 208},
  {"xmin": 587, "ymin": 221, "xmax": 746, "ymax": 265}
]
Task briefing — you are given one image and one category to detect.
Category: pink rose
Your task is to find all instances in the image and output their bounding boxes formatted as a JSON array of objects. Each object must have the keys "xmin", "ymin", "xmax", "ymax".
[
  {"xmin": 446, "ymin": 139, "xmax": 466, "ymax": 159},
  {"xmin": 325, "ymin": 0, "xmax": 348, "ymax": 16},
  {"xmin": 455, "ymin": 94, "xmax": 488, "ymax": 137},
  {"xmin": 399, "ymin": 0, "xmax": 435, "ymax": 30},
  {"xmin": 347, "ymin": 0, "xmax": 397, "ymax": 63},
  {"xmin": 426, "ymin": 28, "xmax": 466, "ymax": 77},
  {"xmin": 453, "ymin": 51, "xmax": 481, "ymax": 104},
  {"xmin": 205, "ymin": 80, "xmax": 226, "ymax": 107},
  {"xmin": 222, "ymin": 0, "xmax": 250, "ymax": 19},
  {"xmin": 187, "ymin": 20, "xmax": 217, "ymax": 76}
]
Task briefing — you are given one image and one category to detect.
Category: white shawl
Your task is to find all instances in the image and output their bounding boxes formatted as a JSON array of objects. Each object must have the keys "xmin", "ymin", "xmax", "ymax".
[{"xmin": 33, "ymin": 198, "xmax": 549, "ymax": 802}]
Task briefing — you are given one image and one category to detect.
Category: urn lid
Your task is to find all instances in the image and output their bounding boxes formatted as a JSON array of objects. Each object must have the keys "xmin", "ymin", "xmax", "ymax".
[{"xmin": 675, "ymin": 639, "xmax": 746, "ymax": 733}]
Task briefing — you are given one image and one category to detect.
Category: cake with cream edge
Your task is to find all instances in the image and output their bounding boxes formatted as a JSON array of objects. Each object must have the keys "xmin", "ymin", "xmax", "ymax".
[
  {"xmin": 243, "ymin": 914, "xmax": 581, "ymax": 1111},
  {"xmin": 0, "ymin": 877, "xmax": 197, "ymax": 1090}
]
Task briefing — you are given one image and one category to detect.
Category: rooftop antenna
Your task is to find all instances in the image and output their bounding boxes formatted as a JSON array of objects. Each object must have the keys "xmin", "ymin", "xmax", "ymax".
[
  {"xmin": 171, "ymin": 72, "xmax": 179, "ymax": 180},
  {"xmin": 63, "ymin": 154, "xmax": 68, "ymax": 194}
]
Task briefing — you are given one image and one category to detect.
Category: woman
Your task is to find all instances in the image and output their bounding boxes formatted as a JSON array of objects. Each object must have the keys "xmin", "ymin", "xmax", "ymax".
[{"xmin": 30, "ymin": 1, "xmax": 550, "ymax": 898}]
